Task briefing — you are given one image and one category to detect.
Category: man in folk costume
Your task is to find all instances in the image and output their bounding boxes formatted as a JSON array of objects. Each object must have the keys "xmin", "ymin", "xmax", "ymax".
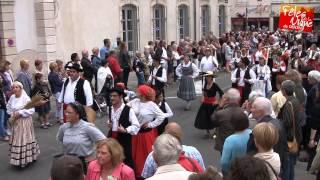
[
  {"xmin": 148, "ymin": 57, "xmax": 167, "ymax": 95},
  {"xmin": 108, "ymin": 87, "xmax": 140, "ymax": 169},
  {"xmin": 58, "ymin": 63, "xmax": 93, "ymax": 123},
  {"xmin": 200, "ymin": 47, "xmax": 219, "ymax": 76},
  {"xmin": 252, "ymin": 56, "xmax": 272, "ymax": 97},
  {"xmin": 231, "ymin": 57, "xmax": 256, "ymax": 104}
]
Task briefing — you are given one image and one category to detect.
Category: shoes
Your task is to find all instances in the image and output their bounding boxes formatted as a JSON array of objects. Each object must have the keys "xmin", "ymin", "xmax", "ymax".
[
  {"xmin": 40, "ymin": 124, "xmax": 48, "ymax": 129},
  {"xmin": 1, "ymin": 136, "xmax": 9, "ymax": 141},
  {"xmin": 45, "ymin": 123, "xmax": 53, "ymax": 127}
]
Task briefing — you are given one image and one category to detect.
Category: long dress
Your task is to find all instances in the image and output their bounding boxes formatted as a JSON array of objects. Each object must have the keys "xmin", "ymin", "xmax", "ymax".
[
  {"xmin": 127, "ymin": 98, "xmax": 165, "ymax": 176},
  {"xmin": 176, "ymin": 61, "xmax": 199, "ymax": 101},
  {"xmin": 194, "ymin": 82, "xmax": 223, "ymax": 130},
  {"xmin": 7, "ymin": 92, "xmax": 40, "ymax": 166}
]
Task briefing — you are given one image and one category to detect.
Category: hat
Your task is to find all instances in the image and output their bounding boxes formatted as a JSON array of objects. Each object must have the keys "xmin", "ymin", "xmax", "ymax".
[
  {"xmin": 240, "ymin": 57, "xmax": 250, "ymax": 66},
  {"xmin": 109, "ymin": 87, "xmax": 126, "ymax": 97},
  {"xmin": 69, "ymin": 63, "xmax": 83, "ymax": 72},
  {"xmin": 202, "ymin": 71, "xmax": 217, "ymax": 78}
]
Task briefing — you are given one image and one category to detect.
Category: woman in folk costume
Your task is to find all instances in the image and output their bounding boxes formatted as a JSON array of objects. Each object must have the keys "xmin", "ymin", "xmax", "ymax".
[
  {"xmin": 127, "ymin": 85, "xmax": 165, "ymax": 177},
  {"xmin": 271, "ymin": 53, "xmax": 287, "ymax": 92},
  {"xmin": 176, "ymin": 54, "xmax": 199, "ymax": 110},
  {"xmin": 194, "ymin": 71, "xmax": 223, "ymax": 136},
  {"xmin": 7, "ymin": 81, "xmax": 40, "ymax": 167},
  {"xmin": 252, "ymin": 56, "xmax": 272, "ymax": 97}
]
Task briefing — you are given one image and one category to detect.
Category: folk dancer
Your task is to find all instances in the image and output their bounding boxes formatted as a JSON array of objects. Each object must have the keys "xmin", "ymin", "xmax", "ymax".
[
  {"xmin": 127, "ymin": 85, "xmax": 165, "ymax": 177},
  {"xmin": 108, "ymin": 87, "xmax": 140, "ymax": 169},
  {"xmin": 194, "ymin": 71, "xmax": 223, "ymax": 136},
  {"xmin": 252, "ymin": 56, "xmax": 272, "ymax": 97},
  {"xmin": 148, "ymin": 57, "xmax": 167, "ymax": 96},
  {"xmin": 231, "ymin": 57, "xmax": 256, "ymax": 104},
  {"xmin": 176, "ymin": 55, "xmax": 199, "ymax": 110},
  {"xmin": 59, "ymin": 63, "xmax": 93, "ymax": 123}
]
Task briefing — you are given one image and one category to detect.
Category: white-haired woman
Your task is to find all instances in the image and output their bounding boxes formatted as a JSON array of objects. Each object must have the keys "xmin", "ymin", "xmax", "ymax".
[{"xmin": 7, "ymin": 81, "xmax": 40, "ymax": 167}]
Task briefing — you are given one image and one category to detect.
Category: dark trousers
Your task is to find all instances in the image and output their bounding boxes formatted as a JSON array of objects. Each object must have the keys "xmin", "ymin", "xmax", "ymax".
[{"xmin": 122, "ymin": 67, "xmax": 130, "ymax": 87}]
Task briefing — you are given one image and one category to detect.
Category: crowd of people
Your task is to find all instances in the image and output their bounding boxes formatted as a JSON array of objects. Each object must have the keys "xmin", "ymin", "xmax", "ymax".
[{"xmin": 0, "ymin": 29, "xmax": 319, "ymax": 180}]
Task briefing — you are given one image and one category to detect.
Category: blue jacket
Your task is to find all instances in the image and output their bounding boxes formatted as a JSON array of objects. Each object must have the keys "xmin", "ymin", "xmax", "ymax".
[{"xmin": 48, "ymin": 71, "xmax": 63, "ymax": 94}]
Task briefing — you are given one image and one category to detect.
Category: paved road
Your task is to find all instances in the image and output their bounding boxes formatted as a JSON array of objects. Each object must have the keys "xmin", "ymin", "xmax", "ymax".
[{"xmin": 0, "ymin": 72, "xmax": 314, "ymax": 180}]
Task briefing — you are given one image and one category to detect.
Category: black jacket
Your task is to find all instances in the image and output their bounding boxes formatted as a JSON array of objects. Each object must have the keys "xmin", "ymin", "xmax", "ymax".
[
  {"xmin": 247, "ymin": 115, "xmax": 288, "ymax": 171},
  {"xmin": 81, "ymin": 57, "xmax": 97, "ymax": 82}
]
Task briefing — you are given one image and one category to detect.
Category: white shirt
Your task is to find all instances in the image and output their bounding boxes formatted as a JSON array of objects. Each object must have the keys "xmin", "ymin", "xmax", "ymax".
[
  {"xmin": 159, "ymin": 102, "xmax": 173, "ymax": 118},
  {"xmin": 175, "ymin": 61, "xmax": 199, "ymax": 79},
  {"xmin": 97, "ymin": 66, "xmax": 113, "ymax": 94},
  {"xmin": 111, "ymin": 103, "xmax": 140, "ymax": 135},
  {"xmin": 146, "ymin": 164, "xmax": 193, "ymax": 180},
  {"xmin": 127, "ymin": 98, "xmax": 165, "ymax": 128},
  {"xmin": 231, "ymin": 67, "xmax": 256, "ymax": 86},
  {"xmin": 148, "ymin": 65, "xmax": 167, "ymax": 85},
  {"xmin": 160, "ymin": 47, "xmax": 168, "ymax": 64},
  {"xmin": 7, "ymin": 92, "xmax": 35, "ymax": 117},
  {"xmin": 200, "ymin": 55, "xmax": 218, "ymax": 72},
  {"xmin": 59, "ymin": 77, "xmax": 93, "ymax": 106}
]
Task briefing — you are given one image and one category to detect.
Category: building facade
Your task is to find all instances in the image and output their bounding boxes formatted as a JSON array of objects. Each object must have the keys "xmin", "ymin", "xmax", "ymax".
[{"xmin": 0, "ymin": 0, "xmax": 219, "ymax": 74}]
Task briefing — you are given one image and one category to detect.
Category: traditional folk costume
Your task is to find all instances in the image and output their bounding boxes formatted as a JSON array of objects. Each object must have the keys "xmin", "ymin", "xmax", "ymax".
[
  {"xmin": 7, "ymin": 89, "xmax": 40, "ymax": 167},
  {"xmin": 176, "ymin": 61, "xmax": 199, "ymax": 110},
  {"xmin": 271, "ymin": 56, "xmax": 287, "ymax": 91},
  {"xmin": 157, "ymin": 100, "xmax": 173, "ymax": 135},
  {"xmin": 194, "ymin": 72, "xmax": 223, "ymax": 131},
  {"xmin": 252, "ymin": 63, "xmax": 272, "ymax": 97},
  {"xmin": 127, "ymin": 91, "xmax": 165, "ymax": 176},
  {"xmin": 231, "ymin": 58, "xmax": 256, "ymax": 104},
  {"xmin": 148, "ymin": 63, "xmax": 167, "ymax": 95},
  {"xmin": 58, "ymin": 64, "xmax": 93, "ymax": 123},
  {"xmin": 109, "ymin": 92, "xmax": 140, "ymax": 169}
]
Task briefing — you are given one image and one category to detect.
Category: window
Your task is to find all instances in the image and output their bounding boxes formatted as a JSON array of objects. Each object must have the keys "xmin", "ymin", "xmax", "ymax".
[
  {"xmin": 121, "ymin": 5, "xmax": 138, "ymax": 52},
  {"xmin": 178, "ymin": 5, "xmax": 189, "ymax": 39},
  {"xmin": 201, "ymin": 5, "xmax": 210, "ymax": 37},
  {"xmin": 153, "ymin": 5, "xmax": 166, "ymax": 40},
  {"xmin": 219, "ymin": 5, "xmax": 226, "ymax": 35}
]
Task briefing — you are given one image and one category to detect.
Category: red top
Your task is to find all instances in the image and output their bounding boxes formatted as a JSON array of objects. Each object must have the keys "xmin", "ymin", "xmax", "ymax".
[{"xmin": 107, "ymin": 56, "xmax": 122, "ymax": 80}]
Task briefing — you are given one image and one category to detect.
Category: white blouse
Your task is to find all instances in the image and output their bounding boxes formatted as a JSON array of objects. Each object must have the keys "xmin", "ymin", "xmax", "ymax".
[
  {"xmin": 127, "ymin": 98, "xmax": 165, "ymax": 129},
  {"xmin": 175, "ymin": 61, "xmax": 199, "ymax": 79},
  {"xmin": 7, "ymin": 93, "xmax": 35, "ymax": 117}
]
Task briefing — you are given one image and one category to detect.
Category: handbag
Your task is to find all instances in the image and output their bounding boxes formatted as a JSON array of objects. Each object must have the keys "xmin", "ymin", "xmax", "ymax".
[{"xmin": 287, "ymin": 101, "xmax": 299, "ymax": 154}]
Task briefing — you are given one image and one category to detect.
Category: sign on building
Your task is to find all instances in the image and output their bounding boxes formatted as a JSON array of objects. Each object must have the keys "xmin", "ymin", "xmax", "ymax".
[{"xmin": 278, "ymin": 4, "xmax": 314, "ymax": 32}]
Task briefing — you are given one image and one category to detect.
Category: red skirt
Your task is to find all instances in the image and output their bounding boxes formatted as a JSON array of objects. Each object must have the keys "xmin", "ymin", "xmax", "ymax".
[
  {"xmin": 132, "ymin": 129, "xmax": 157, "ymax": 176},
  {"xmin": 237, "ymin": 86, "xmax": 244, "ymax": 99}
]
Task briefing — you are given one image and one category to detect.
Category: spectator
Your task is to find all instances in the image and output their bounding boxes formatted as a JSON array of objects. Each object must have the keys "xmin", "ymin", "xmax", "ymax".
[
  {"xmin": 278, "ymin": 80, "xmax": 303, "ymax": 180},
  {"xmin": 210, "ymin": 88, "xmax": 242, "ymax": 154},
  {"xmin": 16, "ymin": 59, "xmax": 32, "ymax": 96},
  {"xmin": 220, "ymin": 108, "xmax": 251, "ymax": 174},
  {"xmin": 50, "ymin": 155, "xmax": 85, "ymax": 180},
  {"xmin": 31, "ymin": 73, "xmax": 52, "ymax": 129},
  {"xmin": 107, "ymin": 50, "xmax": 123, "ymax": 83},
  {"xmin": 0, "ymin": 60, "xmax": 13, "ymax": 100},
  {"xmin": 100, "ymin": 38, "xmax": 111, "ymax": 60},
  {"xmin": 226, "ymin": 156, "xmax": 270, "ymax": 180},
  {"xmin": 146, "ymin": 134, "xmax": 193, "ymax": 180},
  {"xmin": 97, "ymin": 59, "xmax": 113, "ymax": 95},
  {"xmin": 247, "ymin": 97, "xmax": 287, "ymax": 178},
  {"xmin": 81, "ymin": 49, "xmax": 97, "ymax": 83},
  {"xmin": 118, "ymin": 42, "xmax": 131, "ymax": 87},
  {"xmin": 253, "ymin": 122, "xmax": 281, "ymax": 180},
  {"xmin": 48, "ymin": 62, "xmax": 64, "ymax": 124},
  {"xmin": 142, "ymin": 122, "xmax": 205, "ymax": 179},
  {"xmin": 86, "ymin": 139, "xmax": 135, "ymax": 180},
  {"xmin": 188, "ymin": 166, "xmax": 222, "ymax": 180}
]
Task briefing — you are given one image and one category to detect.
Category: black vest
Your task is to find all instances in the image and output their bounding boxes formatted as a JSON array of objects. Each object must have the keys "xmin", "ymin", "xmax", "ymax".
[
  {"xmin": 153, "ymin": 66, "xmax": 165, "ymax": 91},
  {"xmin": 157, "ymin": 101, "xmax": 169, "ymax": 135},
  {"xmin": 231, "ymin": 68, "xmax": 252, "ymax": 102},
  {"xmin": 63, "ymin": 78, "xmax": 86, "ymax": 105},
  {"xmin": 116, "ymin": 105, "xmax": 134, "ymax": 169}
]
